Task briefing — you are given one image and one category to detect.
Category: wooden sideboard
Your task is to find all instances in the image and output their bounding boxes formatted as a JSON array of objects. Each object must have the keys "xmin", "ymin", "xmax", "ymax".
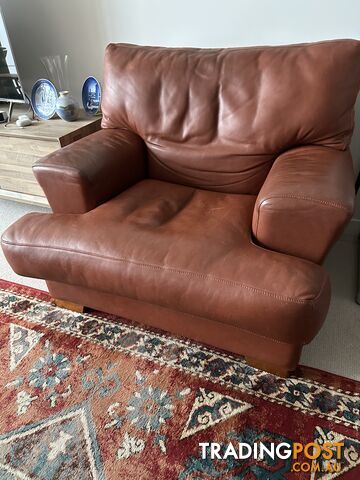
[{"xmin": 0, "ymin": 104, "xmax": 101, "ymax": 207}]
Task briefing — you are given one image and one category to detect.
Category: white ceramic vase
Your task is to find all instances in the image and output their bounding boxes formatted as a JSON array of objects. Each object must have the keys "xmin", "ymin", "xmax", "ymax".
[{"xmin": 55, "ymin": 91, "xmax": 79, "ymax": 122}]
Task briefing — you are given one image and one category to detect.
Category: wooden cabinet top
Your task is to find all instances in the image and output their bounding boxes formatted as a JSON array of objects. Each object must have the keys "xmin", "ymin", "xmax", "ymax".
[
  {"xmin": 0, "ymin": 103, "xmax": 102, "ymax": 207},
  {"xmin": 0, "ymin": 104, "xmax": 101, "ymax": 147}
]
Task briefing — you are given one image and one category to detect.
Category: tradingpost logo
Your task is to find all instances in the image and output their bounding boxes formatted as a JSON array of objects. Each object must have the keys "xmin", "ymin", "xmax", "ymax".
[{"xmin": 199, "ymin": 440, "xmax": 344, "ymax": 474}]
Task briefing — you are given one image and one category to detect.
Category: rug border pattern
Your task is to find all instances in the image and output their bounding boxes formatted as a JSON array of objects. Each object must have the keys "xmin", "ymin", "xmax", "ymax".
[{"xmin": 0, "ymin": 285, "xmax": 359, "ymax": 432}]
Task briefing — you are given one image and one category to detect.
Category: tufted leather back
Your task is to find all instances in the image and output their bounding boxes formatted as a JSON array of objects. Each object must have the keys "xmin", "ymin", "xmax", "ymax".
[{"xmin": 101, "ymin": 40, "xmax": 360, "ymax": 194}]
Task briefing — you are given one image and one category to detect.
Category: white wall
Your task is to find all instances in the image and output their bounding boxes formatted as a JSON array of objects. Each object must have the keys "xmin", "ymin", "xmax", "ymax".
[
  {"xmin": 1, "ymin": 0, "xmax": 360, "ymax": 179},
  {"xmin": 102, "ymin": 0, "xmax": 360, "ymax": 47}
]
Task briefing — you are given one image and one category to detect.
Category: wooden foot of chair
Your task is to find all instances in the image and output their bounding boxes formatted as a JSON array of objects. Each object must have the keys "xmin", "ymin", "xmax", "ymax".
[
  {"xmin": 53, "ymin": 298, "xmax": 84, "ymax": 313},
  {"xmin": 246, "ymin": 356, "xmax": 291, "ymax": 378}
]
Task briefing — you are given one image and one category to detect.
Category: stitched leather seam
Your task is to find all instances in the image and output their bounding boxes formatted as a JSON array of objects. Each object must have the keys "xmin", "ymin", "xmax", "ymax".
[
  {"xmin": 83, "ymin": 287, "xmax": 304, "ymax": 346},
  {"xmin": 128, "ymin": 299, "xmax": 302, "ymax": 345},
  {"xmin": 48, "ymin": 277, "xmax": 323, "ymax": 342},
  {"xmin": 257, "ymin": 194, "xmax": 350, "ymax": 211},
  {"xmin": 2, "ymin": 239, "xmax": 324, "ymax": 306},
  {"xmin": 254, "ymin": 193, "xmax": 350, "ymax": 237},
  {"xmin": 0, "ymin": 282, "xmax": 304, "ymax": 350}
]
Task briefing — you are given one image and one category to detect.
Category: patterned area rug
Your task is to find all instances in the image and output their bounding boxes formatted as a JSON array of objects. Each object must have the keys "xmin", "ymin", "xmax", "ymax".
[{"xmin": 0, "ymin": 279, "xmax": 359, "ymax": 479}]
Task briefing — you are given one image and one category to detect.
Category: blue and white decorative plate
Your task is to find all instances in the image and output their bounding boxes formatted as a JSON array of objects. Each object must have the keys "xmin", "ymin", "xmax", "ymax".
[
  {"xmin": 82, "ymin": 76, "xmax": 101, "ymax": 115},
  {"xmin": 31, "ymin": 79, "xmax": 58, "ymax": 120}
]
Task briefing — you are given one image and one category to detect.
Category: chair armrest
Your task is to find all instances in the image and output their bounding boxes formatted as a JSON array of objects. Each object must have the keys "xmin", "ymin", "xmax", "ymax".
[
  {"xmin": 252, "ymin": 146, "xmax": 355, "ymax": 263},
  {"xmin": 33, "ymin": 128, "xmax": 146, "ymax": 213}
]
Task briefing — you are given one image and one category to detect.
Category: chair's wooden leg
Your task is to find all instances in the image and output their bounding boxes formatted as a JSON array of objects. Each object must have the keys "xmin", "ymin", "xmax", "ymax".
[
  {"xmin": 246, "ymin": 356, "xmax": 290, "ymax": 378},
  {"xmin": 53, "ymin": 298, "xmax": 84, "ymax": 313}
]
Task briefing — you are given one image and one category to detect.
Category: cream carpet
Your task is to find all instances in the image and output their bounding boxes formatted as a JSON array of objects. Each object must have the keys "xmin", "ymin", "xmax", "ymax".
[{"xmin": 0, "ymin": 198, "xmax": 359, "ymax": 380}]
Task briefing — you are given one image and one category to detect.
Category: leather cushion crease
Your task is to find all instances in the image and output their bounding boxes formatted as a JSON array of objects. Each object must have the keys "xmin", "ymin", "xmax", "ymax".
[
  {"xmin": 1, "ymin": 179, "xmax": 330, "ymax": 345},
  {"xmin": 2, "ymin": 39, "xmax": 360, "ymax": 374},
  {"xmin": 101, "ymin": 40, "xmax": 360, "ymax": 194}
]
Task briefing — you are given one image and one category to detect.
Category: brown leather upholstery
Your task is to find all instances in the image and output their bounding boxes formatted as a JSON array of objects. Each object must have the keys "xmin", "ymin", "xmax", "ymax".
[
  {"xmin": 33, "ymin": 129, "xmax": 146, "ymax": 214},
  {"xmin": 46, "ymin": 280, "xmax": 305, "ymax": 371},
  {"xmin": 253, "ymin": 146, "xmax": 355, "ymax": 263},
  {"xmin": 1, "ymin": 179, "xmax": 330, "ymax": 345},
  {"xmin": 2, "ymin": 40, "xmax": 360, "ymax": 375},
  {"xmin": 102, "ymin": 41, "xmax": 360, "ymax": 194}
]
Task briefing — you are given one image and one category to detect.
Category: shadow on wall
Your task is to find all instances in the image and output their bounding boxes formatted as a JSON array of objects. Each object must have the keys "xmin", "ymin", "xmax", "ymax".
[{"xmin": 0, "ymin": 0, "xmax": 107, "ymax": 102}]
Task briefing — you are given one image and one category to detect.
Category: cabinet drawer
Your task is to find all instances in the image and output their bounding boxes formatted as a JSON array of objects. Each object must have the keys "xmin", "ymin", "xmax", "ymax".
[
  {"xmin": 0, "ymin": 139, "xmax": 58, "ymax": 199},
  {"xmin": 0, "ymin": 137, "xmax": 58, "ymax": 157},
  {"xmin": 0, "ymin": 163, "xmax": 38, "ymax": 181},
  {"xmin": 0, "ymin": 109, "xmax": 100, "ymax": 206},
  {"xmin": 0, "ymin": 150, "xmax": 40, "ymax": 168},
  {"xmin": 0, "ymin": 175, "xmax": 44, "ymax": 196}
]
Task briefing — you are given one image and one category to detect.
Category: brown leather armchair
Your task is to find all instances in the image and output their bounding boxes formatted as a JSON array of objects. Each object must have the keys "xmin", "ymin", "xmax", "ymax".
[{"xmin": 2, "ymin": 40, "xmax": 360, "ymax": 377}]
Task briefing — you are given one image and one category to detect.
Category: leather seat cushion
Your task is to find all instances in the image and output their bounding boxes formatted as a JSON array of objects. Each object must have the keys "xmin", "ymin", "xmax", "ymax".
[{"xmin": 2, "ymin": 179, "xmax": 330, "ymax": 344}]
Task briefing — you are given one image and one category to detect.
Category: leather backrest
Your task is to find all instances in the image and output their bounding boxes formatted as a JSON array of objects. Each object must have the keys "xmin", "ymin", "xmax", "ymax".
[{"xmin": 101, "ymin": 40, "xmax": 360, "ymax": 194}]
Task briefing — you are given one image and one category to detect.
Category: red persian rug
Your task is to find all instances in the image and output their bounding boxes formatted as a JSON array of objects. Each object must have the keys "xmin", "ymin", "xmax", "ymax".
[{"xmin": 0, "ymin": 279, "xmax": 359, "ymax": 479}]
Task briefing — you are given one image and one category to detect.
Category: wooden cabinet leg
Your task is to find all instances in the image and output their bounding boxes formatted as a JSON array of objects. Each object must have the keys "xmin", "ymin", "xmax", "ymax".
[
  {"xmin": 53, "ymin": 298, "xmax": 84, "ymax": 313},
  {"xmin": 246, "ymin": 356, "xmax": 291, "ymax": 378}
]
